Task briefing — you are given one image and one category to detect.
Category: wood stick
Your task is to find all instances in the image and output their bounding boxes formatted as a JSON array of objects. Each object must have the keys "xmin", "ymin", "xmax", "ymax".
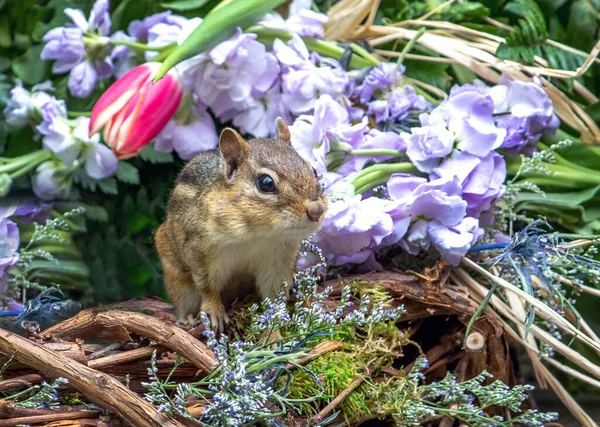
[
  {"xmin": 310, "ymin": 363, "xmax": 381, "ymax": 425},
  {"xmin": 42, "ymin": 309, "xmax": 131, "ymax": 342},
  {"xmin": 0, "ymin": 328, "xmax": 183, "ymax": 427},
  {"xmin": 88, "ymin": 345, "xmax": 165, "ymax": 370},
  {"xmin": 0, "ymin": 410, "xmax": 101, "ymax": 426},
  {"xmin": 0, "ymin": 373, "xmax": 44, "ymax": 391},
  {"xmin": 286, "ymin": 340, "xmax": 344, "ymax": 369},
  {"xmin": 86, "ymin": 342, "xmax": 126, "ymax": 361},
  {"xmin": 96, "ymin": 311, "xmax": 216, "ymax": 375}
]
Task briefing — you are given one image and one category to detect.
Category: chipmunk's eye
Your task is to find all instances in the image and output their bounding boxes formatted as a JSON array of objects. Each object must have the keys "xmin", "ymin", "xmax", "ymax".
[
  {"xmin": 312, "ymin": 167, "xmax": 319, "ymax": 179},
  {"xmin": 256, "ymin": 174, "xmax": 277, "ymax": 193}
]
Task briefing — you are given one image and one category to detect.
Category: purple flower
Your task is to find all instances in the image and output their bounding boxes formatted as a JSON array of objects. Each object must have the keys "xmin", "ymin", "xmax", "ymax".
[
  {"xmin": 274, "ymin": 35, "xmax": 348, "ymax": 116},
  {"xmin": 41, "ymin": 0, "xmax": 113, "ymax": 98},
  {"xmin": 490, "ymin": 74, "xmax": 559, "ymax": 154},
  {"xmin": 428, "ymin": 217, "xmax": 481, "ymax": 266},
  {"xmin": 432, "ymin": 150, "xmax": 506, "ymax": 217},
  {"xmin": 405, "ymin": 111, "xmax": 455, "ymax": 173},
  {"xmin": 72, "ymin": 117, "xmax": 118, "ymax": 179},
  {"xmin": 314, "ymin": 183, "xmax": 394, "ymax": 268},
  {"xmin": 32, "ymin": 161, "xmax": 72, "ymax": 201},
  {"xmin": 259, "ymin": 0, "xmax": 329, "ymax": 38},
  {"xmin": 37, "ymin": 102, "xmax": 81, "ymax": 166},
  {"xmin": 3, "ymin": 81, "xmax": 64, "ymax": 129},
  {"xmin": 0, "ymin": 200, "xmax": 53, "ymax": 224},
  {"xmin": 337, "ymin": 129, "xmax": 406, "ymax": 175},
  {"xmin": 367, "ymin": 85, "xmax": 430, "ymax": 123},
  {"xmin": 232, "ymin": 87, "xmax": 289, "ymax": 138},
  {"xmin": 128, "ymin": 11, "xmax": 186, "ymax": 42},
  {"xmin": 441, "ymin": 84, "xmax": 506, "ymax": 158},
  {"xmin": 155, "ymin": 100, "xmax": 218, "ymax": 160},
  {"xmin": 386, "ymin": 174, "xmax": 480, "ymax": 263},
  {"xmin": 353, "ymin": 62, "xmax": 404, "ymax": 104},
  {"xmin": 0, "ymin": 216, "xmax": 19, "ymax": 290},
  {"xmin": 191, "ymin": 28, "xmax": 279, "ymax": 120},
  {"xmin": 289, "ymin": 94, "xmax": 367, "ymax": 174}
]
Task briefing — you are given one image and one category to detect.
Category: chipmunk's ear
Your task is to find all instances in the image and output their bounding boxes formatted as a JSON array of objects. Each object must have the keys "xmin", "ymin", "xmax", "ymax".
[
  {"xmin": 275, "ymin": 117, "xmax": 291, "ymax": 145},
  {"xmin": 219, "ymin": 128, "xmax": 249, "ymax": 180}
]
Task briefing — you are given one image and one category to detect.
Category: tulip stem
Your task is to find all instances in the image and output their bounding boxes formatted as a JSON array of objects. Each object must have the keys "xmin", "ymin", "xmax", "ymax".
[
  {"xmin": 350, "ymin": 149, "xmax": 407, "ymax": 158},
  {"xmin": 109, "ymin": 39, "xmax": 171, "ymax": 52}
]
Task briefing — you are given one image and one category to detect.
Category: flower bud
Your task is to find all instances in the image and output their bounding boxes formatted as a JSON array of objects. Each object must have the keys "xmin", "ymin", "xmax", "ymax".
[{"xmin": 89, "ymin": 62, "xmax": 183, "ymax": 159}]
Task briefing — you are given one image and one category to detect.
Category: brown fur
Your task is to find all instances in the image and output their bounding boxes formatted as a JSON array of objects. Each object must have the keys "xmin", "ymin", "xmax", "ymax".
[{"xmin": 155, "ymin": 120, "xmax": 326, "ymax": 333}]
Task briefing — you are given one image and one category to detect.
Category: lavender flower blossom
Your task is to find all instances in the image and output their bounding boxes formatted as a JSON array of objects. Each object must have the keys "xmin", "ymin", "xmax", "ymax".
[
  {"xmin": 428, "ymin": 216, "xmax": 481, "ymax": 265},
  {"xmin": 0, "ymin": 200, "xmax": 53, "ymax": 224},
  {"xmin": 405, "ymin": 110, "xmax": 455, "ymax": 173},
  {"xmin": 313, "ymin": 181, "xmax": 394, "ymax": 268},
  {"xmin": 232, "ymin": 86, "xmax": 289, "ymax": 138},
  {"xmin": 32, "ymin": 161, "xmax": 72, "ymax": 201},
  {"xmin": 274, "ymin": 35, "xmax": 348, "ymax": 116},
  {"xmin": 367, "ymin": 85, "xmax": 429, "ymax": 123},
  {"xmin": 191, "ymin": 28, "xmax": 279, "ymax": 120},
  {"xmin": 259, "ymin": 0, "xmax": 329, "ymax": 38},
  {"xmin": 37, "ymin": 110, "xmax": 116, "ymax": 180},
  {"xmin": 36, "ymin": 102, "xmax": 80, "ymax": 166},
  {"xmin": 353, "ymin": 62, "xmax": 404, "ymax": 105},
  {"xmin": 3, "ymin": 81, "xmax": 63, "ymax": 129},
  {"xmin": 441, "ymin": 84, "xmax": 506, "ymax": 158},
  {"xmin": 432, "ymin": 150, "xmax": 506, "ymax": 217},
  {"xmin": 337, "ymin": 129, "xmax": 406, "ymax": 175},
  {"xmin": 289, "ymin": 94, "xmax": 367, "ymax": 174},
  {"xmin": 0, "ymin": 216, "xmax": 19, "ymax": 293},
  {"xmin": 154, "ymin": 99, "xmax": 218, "ymax": 160},
  {"xmin": 72, "ymin": 117, "xmax": 118, "ymax": 179},
  {"xmin": 490, "ymin": 74, "xmax": 559, "ymax": 154},
  {"xmin": 386, "ymin": 175, "xmax": 480, "ymax": 264},
  {"xmin": 41, "ymin": 0, "xmax": 113, "ymax": 97}
]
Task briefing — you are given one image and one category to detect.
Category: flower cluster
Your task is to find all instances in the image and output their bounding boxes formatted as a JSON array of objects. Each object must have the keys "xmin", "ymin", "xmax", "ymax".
[
  {"xmin": 288, "ymin": 64, "xmax": 558, "ymax": 268},
  {"xmin": 3, "ymin": 80, "xmax": 117, "ymax": 200},
  {"xmin": 27, "ymin": 0, "xmax": 558, "ymax": 270}
]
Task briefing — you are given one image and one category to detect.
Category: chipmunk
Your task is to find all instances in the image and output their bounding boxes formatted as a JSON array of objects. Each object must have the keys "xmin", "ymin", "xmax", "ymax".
[{"xmin": 155, "ymin": 118, "xmax": 326, "ymax": 334}]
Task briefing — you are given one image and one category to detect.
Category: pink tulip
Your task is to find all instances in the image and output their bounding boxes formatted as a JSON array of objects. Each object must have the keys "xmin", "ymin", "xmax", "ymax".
[{"xmin": 89, "ymin": 62, "xmax": 183, "ymax": 160}]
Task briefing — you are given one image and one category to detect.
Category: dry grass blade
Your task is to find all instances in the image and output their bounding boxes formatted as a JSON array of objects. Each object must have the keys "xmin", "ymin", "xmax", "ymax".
[
  {"xmin": 453, "ymin": 271, "xmax": 599, "ymax": 426},
  {"xmin": 461, "ymin": 258, "xmax": 600, "ymax": 352}
]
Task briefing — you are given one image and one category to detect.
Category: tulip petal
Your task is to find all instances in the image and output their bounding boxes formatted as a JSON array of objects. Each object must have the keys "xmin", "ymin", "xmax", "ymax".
[
  {"xmin": 114, "ymin": 74, "xmax": 182, "ymax": 156},
  {"xmin": 89, "ymin": 63, "xmax": 157, "ymax": 136}
]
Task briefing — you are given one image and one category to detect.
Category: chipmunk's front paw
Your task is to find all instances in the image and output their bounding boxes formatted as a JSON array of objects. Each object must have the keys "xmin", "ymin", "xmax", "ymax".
[
  {"xmin": 201, "ymin": 301, "xmax": 230, "ymax": 336},
  {"xmin": 175, "ymin": 314, "xmax": 202, "ymax": 329}
]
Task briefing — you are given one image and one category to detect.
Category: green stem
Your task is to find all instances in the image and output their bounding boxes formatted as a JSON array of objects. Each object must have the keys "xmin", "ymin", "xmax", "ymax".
[
  {"xmin": 110, "ymin": 39, "xmax": 171, "ymax": 52},
  {"xmin": 67, "ymin": 111, "xmax": 91, "ymax": 118},
  {"xmin": 397, "ymin": 27, "xmax": 426, "ymax": 67},
  {"xmin": 349, "ymin": 149, "xmax": 407, "ymax": 158},
  {"xmin": 351, "ymin": 162, "xmax": 421, "ymax": 185},
  {"xmin": 0, "ymin": 151, "xmax": 50, "ymax": 174},
  {"xmin": 152, "ymin": 43, "xmax": 177, "ymax": 63},
  {"xmin": 353, "ymin": 171, "xmax": 390, "ymax": 194},
  {"xmin": 349, "ymin": 43, "xmax": 379, "ymax": 66},
  {"xmin": 247, "ymin": 26, "xmax": 374, "ymax": 69}
]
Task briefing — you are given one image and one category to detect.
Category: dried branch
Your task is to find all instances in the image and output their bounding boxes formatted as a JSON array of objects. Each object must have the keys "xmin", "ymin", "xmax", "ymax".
[{"xmin": 0, "ymin": 328, "xmax": 183, "ymax": 427}]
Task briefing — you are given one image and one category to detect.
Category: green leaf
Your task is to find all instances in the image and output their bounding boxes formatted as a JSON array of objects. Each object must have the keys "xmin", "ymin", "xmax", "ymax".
[
  {"xmin": 160, "ymin": 0, "xmax": 211, "ymax": 11},
  {"xmin": 12, "ymin": 44, "xmax": 48, "ymax": 85},
  {"xmin": 115, "ymin": 161, "xmax": 140, "ymax": 185},
  {"xmin": 566, "ymin": 0, "xmax": 598, "ymax": 50},
  {"xmin": 139, "ymin": 145, "xmax": 174, "ymax": 163},
  {"xmin": 97, "ymin": 177, "xmax": 118, "ymax": 195},
  {"xmin": 0, "ymin": 56, "xmax": 10, "ymax": 72},
  {"xmin": 154, "ymin": 0, "xmax": 287, "ymax": 80},
  {"xmin": 0, "ymin": 13, "xmax": 12, "ymax": 47}
]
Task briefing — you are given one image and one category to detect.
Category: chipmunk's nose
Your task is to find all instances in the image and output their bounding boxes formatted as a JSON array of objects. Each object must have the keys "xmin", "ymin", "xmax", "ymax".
[{"xmin": 306, "ymin": 201, "xmax": 325, "ymax": 222}]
